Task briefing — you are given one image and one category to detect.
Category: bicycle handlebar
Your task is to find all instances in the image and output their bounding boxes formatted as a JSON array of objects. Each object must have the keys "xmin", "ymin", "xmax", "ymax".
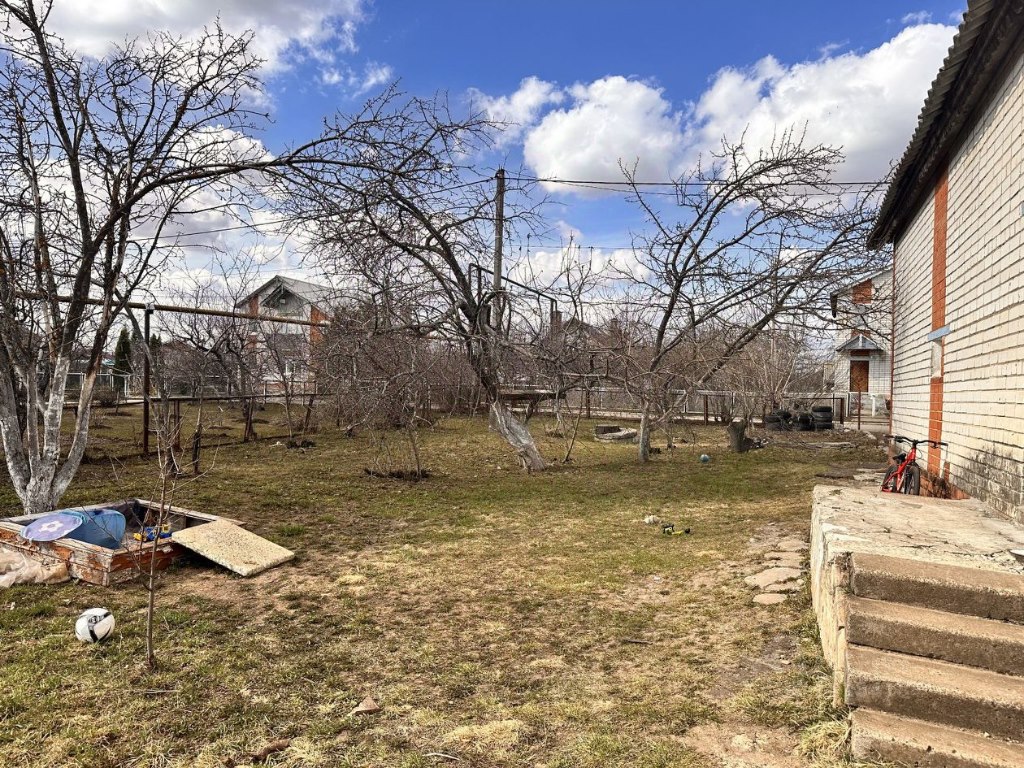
[{"xmin": 883, "ymin": 434, "xmax": 948, "ymax": 448}]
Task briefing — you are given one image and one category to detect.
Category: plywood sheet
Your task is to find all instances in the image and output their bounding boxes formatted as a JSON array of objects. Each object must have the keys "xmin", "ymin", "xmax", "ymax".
[{"xmin": 172, "ymin": 519, "xmax": 293, "ymax": 577}]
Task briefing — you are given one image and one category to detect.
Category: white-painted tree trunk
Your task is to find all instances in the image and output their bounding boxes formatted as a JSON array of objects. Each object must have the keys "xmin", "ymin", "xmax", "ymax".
[
  {"xmin": 0, "ymin": 353, "xmax": 96, "ymax": 516},
  {"xmin": 637, "ymin": 406, "xmax": 652, "ymax": 463},
  {"xmin": 489, "ymin": 400, "xmax": 545, "ymax": 472}
]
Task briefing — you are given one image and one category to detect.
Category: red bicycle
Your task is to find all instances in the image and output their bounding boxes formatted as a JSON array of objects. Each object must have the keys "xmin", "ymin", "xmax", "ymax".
[{"xmin": 881, "ymin": 435, "xmax": 947, "ymax": 494}]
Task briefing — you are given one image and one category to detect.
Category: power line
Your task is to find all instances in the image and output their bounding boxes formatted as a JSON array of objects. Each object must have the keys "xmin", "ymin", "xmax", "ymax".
[
  {"xmin": 507, "ymin": 173, "xmax": 886, "ymax": 188},
  {"xmin": 151, "ymin": 177, "xmax": 496, "ymax": 240}
]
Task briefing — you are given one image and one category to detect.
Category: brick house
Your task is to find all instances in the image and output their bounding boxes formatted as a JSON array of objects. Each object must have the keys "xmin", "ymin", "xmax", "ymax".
[
  {"xmin": 830, "ymin": 268, "xmax": 892, "ymax": 417},
  {"xmin": 868, "ymin": 0, "xmax": 1024, "ymax": 521},
  {"xmin": 234, "ymin": 275, "xmax": 335, "ymax": 392}
]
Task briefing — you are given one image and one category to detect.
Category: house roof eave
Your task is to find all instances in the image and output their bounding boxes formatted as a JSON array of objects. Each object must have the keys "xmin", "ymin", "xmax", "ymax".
[{"xmin": 868, "ymin": 0, "xmax": 1024, "ymax": 249}]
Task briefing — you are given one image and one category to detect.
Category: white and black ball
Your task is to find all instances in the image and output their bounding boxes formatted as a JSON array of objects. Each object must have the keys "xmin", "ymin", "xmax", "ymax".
[{"xmin": 75, "ymin": 607, "xmax": 115, "ymax": 643}]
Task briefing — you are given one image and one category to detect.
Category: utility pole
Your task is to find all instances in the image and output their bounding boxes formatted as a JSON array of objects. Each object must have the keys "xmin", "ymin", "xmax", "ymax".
[
  {"xmin": 492, "ymin": 167, "xmax": 505, "ymax": 331},
  {"xmin": 142, "ymin": 304, "xmax": 154, "ymax": 456}
]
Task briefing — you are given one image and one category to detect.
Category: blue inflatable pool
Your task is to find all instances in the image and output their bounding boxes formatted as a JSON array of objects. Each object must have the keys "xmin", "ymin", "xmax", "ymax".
[{"xmin": 64, "ymin": 509, "xmax": 126, "ymax": 549}]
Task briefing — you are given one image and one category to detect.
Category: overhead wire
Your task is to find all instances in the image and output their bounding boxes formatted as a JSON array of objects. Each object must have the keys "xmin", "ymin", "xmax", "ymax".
[
  {"xmin": 506, "ymin": 173, "xmax": 886, "ymax": 187},
  {"xmin": 151, "ymin": 176, "xmax": 496, "ymax": 240}
]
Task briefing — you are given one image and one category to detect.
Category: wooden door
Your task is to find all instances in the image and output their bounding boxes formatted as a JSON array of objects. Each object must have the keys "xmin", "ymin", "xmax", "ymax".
[{"xmin": 849, "ymin": 360, "xmax": 869, "ymax": 393}]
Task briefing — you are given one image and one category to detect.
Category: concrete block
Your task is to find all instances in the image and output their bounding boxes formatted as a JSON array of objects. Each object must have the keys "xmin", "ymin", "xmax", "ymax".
[
  {"xmin": 850, "ymin": 552, "xmax": 1024, "ymax": 622},
  {"xmin": 845, "ymin": 645, "xmax": 1024, "ymax": 741},
  {"xmin": 847, "ymin": 596, "xmax": 1024, "ymax": 676},
  {"xmin": 852, "ymin": 708, "xmax": 1024, "ymax": 767}
]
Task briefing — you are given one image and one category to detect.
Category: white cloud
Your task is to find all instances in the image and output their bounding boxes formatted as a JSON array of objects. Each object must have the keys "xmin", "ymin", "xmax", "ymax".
[
  {"xmin": 474, "ymin": 21, "xmax": 956, "ymax": 194},
  {"xmin": 524, "ymin": 76, "xmax": 685, "ymax": 188},
  {"xmin": 320, "ymin": 61, "xmax": 394, "ymax": 95},
  {"xmin": 470, "ymin": 76, "xmax": 564, "ymax": 145},
  {"xmin": 357, "ymin": 62, "xmax": 394, "ymax": 94},
  {"xmin": 901, "ymin": 10, "xmax": 933, "ymax": 25},
  {"xmin": 685, "ymin": 22, "xmax": 957, "ymax": 181},
  {"xmin": 46, "ymin": 0, "xmax": 364, "ymax": 72},
  {"xmin": 509, "ymin": 240, "xmax": 638, "ymax": 287}
]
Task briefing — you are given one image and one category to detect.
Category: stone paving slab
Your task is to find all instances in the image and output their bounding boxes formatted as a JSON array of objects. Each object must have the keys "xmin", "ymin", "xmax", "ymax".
[{"xmin": 744, "ymin": 566, "xmax": 801, "ymax": 590}]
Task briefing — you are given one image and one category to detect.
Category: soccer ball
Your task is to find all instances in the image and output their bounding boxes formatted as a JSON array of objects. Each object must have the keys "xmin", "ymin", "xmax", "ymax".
[
  {"xmin": 699, "ymin": 454, "xmax": 711, "ymax": 463},
  {"xmin": 75, "ymin": 608, "xmax": 115, "ymax": 643}
]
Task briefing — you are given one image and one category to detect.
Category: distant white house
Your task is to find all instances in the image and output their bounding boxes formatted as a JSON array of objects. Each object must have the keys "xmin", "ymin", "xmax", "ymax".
[
  {"xmin": 829, "ymin": 268, "xmax": 892, "ymax": 417},
  {"xmin": 234, "ymin": 275, "xmax": 336, "ymax": 392}
]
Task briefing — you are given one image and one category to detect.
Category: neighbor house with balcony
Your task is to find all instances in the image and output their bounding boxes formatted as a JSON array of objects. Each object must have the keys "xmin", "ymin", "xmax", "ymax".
[{"xmin": 829, "ymin": 268, "xmax": 892, "ymax": 418}]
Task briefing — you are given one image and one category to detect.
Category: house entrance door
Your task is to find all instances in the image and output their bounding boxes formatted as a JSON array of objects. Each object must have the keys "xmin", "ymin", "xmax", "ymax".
[{"xmin": 849, "ymin": 360, "xmax": 869, "ymax": 393}]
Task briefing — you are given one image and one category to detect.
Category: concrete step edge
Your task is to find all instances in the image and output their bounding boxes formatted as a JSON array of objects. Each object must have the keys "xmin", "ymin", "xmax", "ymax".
[
  {"xmin": 850, "ymin": 551, "xmax": 1024, "ymax": 622},
  {"xmin": 852, "ymin": 708, "xmax": 1024, "ymax": 768},
  {"xmin": 847, "ymin": 596, "xmax": 1024, "ymax": 676},
  {"xmin": 845, "ymin": 645, "xmax": 1024, "ymax": 741}
]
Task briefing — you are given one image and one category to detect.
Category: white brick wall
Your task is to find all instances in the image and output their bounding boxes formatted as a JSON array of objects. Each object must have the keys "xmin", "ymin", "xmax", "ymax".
[
  {"xmin": 892, "ymin": 187, "xmax": 935, "ymax": 468},
  {"xmin": 892, "ymin": 51, "xmax": 1024, "ymax": 521}
]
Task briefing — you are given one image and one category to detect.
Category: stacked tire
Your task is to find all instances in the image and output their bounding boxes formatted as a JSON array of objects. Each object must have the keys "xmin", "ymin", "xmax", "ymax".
[
  {"xmin": 795, "ymin": 412, "xmax": 814, "ymax": 432},
  {"xmin": 765, "ymin": 409, "xmax": 797, "ymax": 431},
  {"xmin": 811, "ymin": 405, "xmax": 834, "ymax": 431}
]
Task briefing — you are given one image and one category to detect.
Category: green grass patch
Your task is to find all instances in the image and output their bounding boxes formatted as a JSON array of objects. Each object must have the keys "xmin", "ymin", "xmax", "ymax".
[{"xmin": 0, "ymin": 415, "xmax": 883, "ymax": 767}]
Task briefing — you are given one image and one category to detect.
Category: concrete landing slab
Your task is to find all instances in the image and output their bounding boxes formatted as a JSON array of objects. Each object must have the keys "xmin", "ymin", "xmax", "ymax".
[
  {"xmin": 172, "ymin": 520, "xmax": 294, "ymax": 577},
  {"xmin": 813, "ymin": 485, "xmax": 1024, "ymax": 570}
]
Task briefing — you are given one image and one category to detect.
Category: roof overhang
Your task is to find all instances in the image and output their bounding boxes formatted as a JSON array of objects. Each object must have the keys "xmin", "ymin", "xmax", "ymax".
[
  {"xmin": 836, "ymin": 334, "xmax": 883, "ymax": 353},
  {"xmin": 261, "ymin": 285, "xmax": 292, "ymax": 308},
  {"xmin": 868, "ymin": 1, "xmax": 1024, "ymax": 249}
]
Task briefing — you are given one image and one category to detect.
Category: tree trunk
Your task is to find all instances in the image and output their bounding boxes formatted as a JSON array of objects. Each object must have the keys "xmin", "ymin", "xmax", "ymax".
[
  {"xmin": 0, "ymin": 352, "xmax": 97, "ymax": 515},
  {"xmin": 637, "ymin": 406, "xmax": 652, "ymax": 463},
  {"xmin": 561, "ymin": 396, "xmax": 585, "ymax": 464},
  {"xmin": 489, "ymin": 400, "xmax": 545, "ymax": 472},
  {"xmin": 300, "ymin": 392, "xmax": 317, "ymax": 437},
  {"xmin": 726, "ymin": 418, "xmax": 753, "ymax": 453},
  {"xmin": 242, "ymin": 398, "xmax": 257, "ymax": 442}
]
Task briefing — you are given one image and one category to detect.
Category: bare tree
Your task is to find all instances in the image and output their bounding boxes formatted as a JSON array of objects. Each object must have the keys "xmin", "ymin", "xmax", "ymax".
[
  {"xmin": 611, "ymin": 130, "xmax": 886, "ymax": 458},
  {"xmin": 276, "ymin": 92, "xmax": 552, "ymax": 471},
  {"xmin": 0, "ymin": 3, "xmax": 348, "ymax": 513},
  {"xmin": 709, "ymin": 327, "xmax": 815, "ymax": 451}
]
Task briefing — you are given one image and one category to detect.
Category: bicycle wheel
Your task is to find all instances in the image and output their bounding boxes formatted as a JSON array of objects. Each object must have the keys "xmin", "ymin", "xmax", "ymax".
[
  {"xmin": 881, "ymin": 465, "xmax": 900, "ymax": 492},
  {"xmin": 901, "ymin": 464, "xmax": 921, "ymax": 495}
]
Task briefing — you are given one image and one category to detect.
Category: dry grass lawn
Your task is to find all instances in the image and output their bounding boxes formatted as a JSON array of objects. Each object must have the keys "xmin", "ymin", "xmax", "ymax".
[{"xmin": 0, "ymin": 411, "xmax": 886, "ymax": 767}]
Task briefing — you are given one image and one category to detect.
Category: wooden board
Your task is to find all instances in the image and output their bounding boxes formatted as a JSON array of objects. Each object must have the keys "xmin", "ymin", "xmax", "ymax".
[{"xmin": 171, "ymin": 519, "xmax": 293, "ymax": 577}]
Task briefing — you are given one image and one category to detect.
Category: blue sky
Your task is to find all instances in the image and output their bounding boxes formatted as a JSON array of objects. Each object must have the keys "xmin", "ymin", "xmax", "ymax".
[{"xmin": 49, "ymin": 0, "xmax": 964, "ymax": 290}]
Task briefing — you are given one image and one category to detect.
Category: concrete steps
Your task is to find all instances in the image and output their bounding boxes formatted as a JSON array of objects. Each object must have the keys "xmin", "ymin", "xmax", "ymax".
[
  {"xmin": 847, "ymin": 596, "xmax": 1024, "ymax": 675},
  {"xmin": 842, "ymin": 554, "xmax": 1024, "ymax": 765},
  {"xmin": 810, "ymin": 486, "xmax": 1024, "ymax": 766},
  {"xmin": 851, "ymin": 709, "xmax": 1024, "ymax": 768},
  {"xmin": 849, "ymin": 552, "xmax": 1024, "ymax": 622},
  {"xmin": 845, "ymin": 645, "xmax": 1024, "ymax": 741}
]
